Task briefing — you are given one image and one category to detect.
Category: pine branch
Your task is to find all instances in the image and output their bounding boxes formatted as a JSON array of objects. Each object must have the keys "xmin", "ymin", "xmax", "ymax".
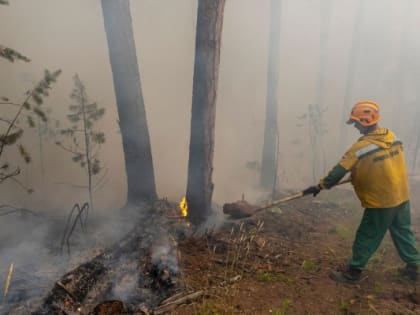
[
  {"xmin": 8, "ymin": 173, "xmax": 33, "ymax": 193},
  {"xmin": 93, "ymin": 167, "xmax": 108, "ymax": 192},
  {"xmin": 53, "ymin": 181, "xmax": 88, "ymax": 189},
  {"xmin": 0, "ymin": 45, "xmax": 30, "ymax": 62},
  {"xmin": 0, "ymin": 94, "xmax": 32, "ymax": 157},
  {"xmin": 0, "ymin": 69, "xmax": 61, "ymax": 157},
  {"xmin": 0, "ymin": 1, "xmax": 9, "ymax": 6},
  {"xmin": 0, "ymin": 102, "xmax": 21, "ymax": 107},
  {"xmin": 55, "ymin": 142, "xmax": 81, "ymax": 155},
  {"xmin": 0, "ymin": 117, "xmax": 13, "ymax": 125},
  {"xmin": 0, "ymin": 167, "xmax": 20, "ymax": 184}
]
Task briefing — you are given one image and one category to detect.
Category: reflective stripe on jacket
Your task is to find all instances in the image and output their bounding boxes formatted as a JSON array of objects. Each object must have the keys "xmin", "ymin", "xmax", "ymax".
[{"xmin": 337, "ymin": 128, "xmax": 409, "ymax": 208}]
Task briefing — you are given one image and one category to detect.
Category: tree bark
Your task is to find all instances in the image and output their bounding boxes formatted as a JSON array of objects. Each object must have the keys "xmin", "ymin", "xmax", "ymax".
[
  {"xmin": 311, "ymin": 0, "xmax": 332, "ymax": 180},
  {"xmin": 101, "ymin": 0, "xmax": 157, "ymax": 205},
  {"xmin": 260, "ymin": 0, "xmax": 281, "ymax": 190},
  {"xmin": 338, "ymin": 0, "xmax": 364, "ymax": 153},
  {"xmin": 186, "ymin": 0, "xmax": 226, "ymax": 225}
]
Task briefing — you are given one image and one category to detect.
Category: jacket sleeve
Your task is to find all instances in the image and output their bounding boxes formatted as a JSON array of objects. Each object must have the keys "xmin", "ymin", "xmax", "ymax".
[
  {"xmin": 319, "ymin": 164, "xmax": 348, "ymax": 189},
  {"xmin": 319, "ymin": 144, "xmax": 359, "ymax": 189}
]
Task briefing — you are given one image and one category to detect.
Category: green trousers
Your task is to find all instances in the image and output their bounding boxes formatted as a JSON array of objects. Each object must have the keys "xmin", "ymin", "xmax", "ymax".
[{"xmin": 349, "ymin": 200, "xmax": 420, "ymax": 270}]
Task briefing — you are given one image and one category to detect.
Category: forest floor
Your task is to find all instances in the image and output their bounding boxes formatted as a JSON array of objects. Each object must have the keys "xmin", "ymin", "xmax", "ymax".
[
  {"xmin": 172, "ymin": 180, "xmax": 420, "ymax": 315},
  {"xmin": 3, "ymin": 180, "xmax": 420, "ymax": 314}
]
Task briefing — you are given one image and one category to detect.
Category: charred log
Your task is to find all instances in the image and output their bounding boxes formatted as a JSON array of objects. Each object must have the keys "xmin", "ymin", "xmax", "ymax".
[
  {"xmin": 32, "ymin": 207, "xmax": 184, "ymax": 315},
  {"xmin": 223, "ymin": 200, "xmax": 257, "ymax": 218}
]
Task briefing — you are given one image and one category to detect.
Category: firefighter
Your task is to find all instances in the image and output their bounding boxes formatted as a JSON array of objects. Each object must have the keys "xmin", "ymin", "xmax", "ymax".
[{"xmin": 303, "ymin": 100, "xmax": 420, "ymax": 284}]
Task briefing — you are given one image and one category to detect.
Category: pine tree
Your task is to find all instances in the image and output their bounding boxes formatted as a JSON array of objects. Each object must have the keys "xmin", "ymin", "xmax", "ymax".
[
  {"xmin": 0, "ymin": 2, "xmax": 30, "ymax": 62},
  {"xmin": 56, "ymin": 74, "xmax": 106, "ymax": 213},
  {"xmin": 186, "ymin": 0, "xmax": 226, "ymax": 225},
  {"xmin": 101, "ymin": 0, "xmax": 157, "ymax": 205},
  {"xmin": 0, "ymin": 70, "xmax": 61, "ymax": 188}
]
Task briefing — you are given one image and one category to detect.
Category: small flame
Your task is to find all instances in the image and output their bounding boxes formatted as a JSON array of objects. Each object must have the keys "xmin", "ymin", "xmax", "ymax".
[{"xmin": 179, "ymin": 197, "xmax": 188, "ymax": 217}]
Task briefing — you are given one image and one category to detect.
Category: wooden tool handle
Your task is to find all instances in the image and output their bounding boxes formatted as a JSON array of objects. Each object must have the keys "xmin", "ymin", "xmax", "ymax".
[
  {"xmin": 254, "ymin": 177, "xmax": 351, "ymax": 213},
  {"xmin": 254, "ymin": 192, "xmax": 304, "ymax": 213}
]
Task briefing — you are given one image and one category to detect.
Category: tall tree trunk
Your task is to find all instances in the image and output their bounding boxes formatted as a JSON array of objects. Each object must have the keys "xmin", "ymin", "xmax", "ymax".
[
  {"xmin": 186, "ymin": 0, "xmax": 225, "ymax": 225},
  {"xmin": 392, "ymin": 0, "xmax": 413, "ymax": 136},
  {"xmin": 317, "ymin": 0, "xmax": 332, "ymax": 110},
  {"xmin": 101, "ymin": 0, "xmax": 157, "ymax": 205},
  {"xmin": 411, "ymin": 106, "xmax": 420, "ymax": 174},
  {"xmin": 338, "ymin": 0, "xmax": 364, "ymax": 153},
  {"xmin": 260, "ymin": 0, "xmax": 281, "ymax": 190},
  {"xmin": 314, "ymin": 0, "xmax": 332, "ymax": 178}
]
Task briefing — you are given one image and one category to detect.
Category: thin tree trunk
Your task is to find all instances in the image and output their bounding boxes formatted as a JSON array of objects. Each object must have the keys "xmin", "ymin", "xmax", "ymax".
[
  {"xmin": 37, "ymin": 116, "xmax": 46, "ymax": 204},
  {"xmin": 101, "ymin": 0, "xmax": 157, "ymax": 205},
  {"xmin": 316, "ymin": 0, "xmax": 332, "ymax": 177},
  {"xmin": 338, "ymin": 0, "xmax": 364, "ymax": 153},
  {"xmin": 411, "ymin": 107, "xmax": 420, "ymax": 174},
  {"xmin": 260, "ymin": 0, "xmax": 281, "ymax": 189},
  {"xmin": 186, "ymin": 0, "xmax": 225, "ymax": 225},
  {"xmin": 317, "ymin": 0, "xmax": 332, "ymax": 110},
  {"xmin": 392, "ymin": 0, "xmax": 413, "ymax": 136},
  {"xmin": 79, "ymin": 82, "xmax": 94, "ymax": 212}
]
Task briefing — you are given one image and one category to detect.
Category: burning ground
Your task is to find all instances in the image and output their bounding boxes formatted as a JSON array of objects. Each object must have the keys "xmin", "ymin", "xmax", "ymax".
[{"xmin": 2, "ymin": 183, "xmax": 420, "ymax": 314}]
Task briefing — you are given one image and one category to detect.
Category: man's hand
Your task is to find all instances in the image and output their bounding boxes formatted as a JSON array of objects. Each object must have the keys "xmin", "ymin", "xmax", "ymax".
[{"xmin": 303, "ymin": 185, "xmax": 321, "ymax": 196}]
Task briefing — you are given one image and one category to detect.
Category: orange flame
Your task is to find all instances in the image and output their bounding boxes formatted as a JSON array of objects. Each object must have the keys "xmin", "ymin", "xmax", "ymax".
[{"xmin": 179, "ymin": 197, "xmax": 188, "ymax": 217}]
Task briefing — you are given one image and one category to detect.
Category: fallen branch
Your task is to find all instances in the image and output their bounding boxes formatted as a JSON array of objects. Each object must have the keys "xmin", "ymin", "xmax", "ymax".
[
  {"xmin": 0, "ymin": 205, "xmax": 40, "ymax": 217},
  {"xmin": 153, "ymin": 290, "xmax": 205, "ymax": 314},
  {"xmin": 60, "ymin": 202, "xmax": 89, "ymax": 255},
  {"xmin": 368, "ymin": 302, "xmax": 381, "ymax": 315},
  {"xmin": 3, "ymin": 262, "xmax": 14, "ymax": 297}
]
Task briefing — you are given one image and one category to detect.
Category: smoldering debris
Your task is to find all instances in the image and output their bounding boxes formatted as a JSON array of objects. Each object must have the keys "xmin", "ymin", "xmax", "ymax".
[{"xmin": 13, "ymin": 200, "xmax": 187, "ymax": 315}]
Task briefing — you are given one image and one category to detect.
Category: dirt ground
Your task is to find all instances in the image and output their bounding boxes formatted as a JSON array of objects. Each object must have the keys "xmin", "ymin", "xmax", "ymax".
[
  {"xmin": 4, "ymin": 180, "xmax": 420, "ymax": 314},
  {"xmin": 171, "ymin": 181, "xmax": 420, "ymax": 315}
]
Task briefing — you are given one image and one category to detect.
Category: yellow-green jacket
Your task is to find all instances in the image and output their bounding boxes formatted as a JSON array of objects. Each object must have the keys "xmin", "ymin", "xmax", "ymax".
[{"xmin": 320, "ymin": 128, "xmax": 409, "ymax": 208}]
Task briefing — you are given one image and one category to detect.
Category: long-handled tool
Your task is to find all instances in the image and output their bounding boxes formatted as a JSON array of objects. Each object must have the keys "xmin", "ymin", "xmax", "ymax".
[{"xmin": 223, "ymin": 178, "xmax": 351, "ymax": 219}]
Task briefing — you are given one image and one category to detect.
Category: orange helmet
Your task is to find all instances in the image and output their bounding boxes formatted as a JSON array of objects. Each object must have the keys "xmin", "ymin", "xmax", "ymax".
[{"xmin": 346, "ymin": 101, "xmax": 380, "ymax": 126}]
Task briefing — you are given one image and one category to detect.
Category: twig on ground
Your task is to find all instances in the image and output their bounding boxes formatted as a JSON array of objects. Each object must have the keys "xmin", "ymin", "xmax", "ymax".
[
  {"xmin": 153, "ymin": 290, "xmax": 205, "ymax": 314},
  {"xmin": 3, "ymin": 262, "xmax": 14, "ymax": 297}
]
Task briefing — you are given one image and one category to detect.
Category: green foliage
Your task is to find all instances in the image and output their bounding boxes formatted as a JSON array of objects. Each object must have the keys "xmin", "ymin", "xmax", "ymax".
[
  {"xmin": 18, "ymin": 144, "xmax": 30, "ymax": 163},
  {"xmin": 256, "ymin": 271, "xmax": 293, "ymax": 284},
  {"xmin": 198, "ymin": 303, "xmax": 221, "ymax": 315},
  {"xmin": 0, "ymin": 69, "xmax": 60, "ymax": 188},
  {"xmin": 0, "ymin": 45, "xmax": 30, "ymax": 63},
  {"xmin": 1, "ymin": 129, "xmax": 23, "ymax": 146},
  {"xmin": 331, "ymin": 223, "xmax": 353, "ymax": 241},
  {"xmin": 56, "ymin": 74, "xmax": 106, "ymax": 211},
  {"xmin": 301, "ymin": 259, "xmax": 318, "ymax": 272},
  {"xmin": 338, "ymin": 297, "xmax": 350, "ymax": 312},
  {"xmin": 0, "ymin": 1, "xmax": 59, "ymax": 189},
  {"xmin": 373, "ymin": 281, "xmax": 384, "ymax": 293},
  {"xmin": 1, "ymin": 69, "xmax": 61, "ymax": 150},
  {"xmin": 91, "ymin": 158, "xmax": 101, "ymax": 175},
  {"xmin": 272, "ymin": 299, "xmax": 292, "ymax": 315},
  {"xmin": 57, "ymin": 74, "xmax": 106, "ymax": 177}
]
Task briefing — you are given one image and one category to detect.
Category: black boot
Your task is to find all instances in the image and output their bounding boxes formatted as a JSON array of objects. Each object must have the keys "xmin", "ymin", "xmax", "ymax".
[
  {"xmin": 398, "ymin": 264, "xmax": 419, "ymax": 281},
  {"xmin": 329, "ymin": 267, "xmax": 361, "ymax": 285}
]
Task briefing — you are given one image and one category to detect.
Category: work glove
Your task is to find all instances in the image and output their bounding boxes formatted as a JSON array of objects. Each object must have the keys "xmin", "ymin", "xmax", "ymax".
[{"xmin": 303, "ymin": 185, "xmax": 321, "ymax": 197}]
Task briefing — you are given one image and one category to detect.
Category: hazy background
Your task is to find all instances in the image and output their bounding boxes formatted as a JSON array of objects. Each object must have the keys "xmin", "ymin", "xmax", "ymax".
[{"xmin": 1, "ymin": 0, "xmax": 420, "ymax": 214}]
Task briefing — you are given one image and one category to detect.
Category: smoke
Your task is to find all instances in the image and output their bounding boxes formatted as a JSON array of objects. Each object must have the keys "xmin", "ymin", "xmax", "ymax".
[
  {"xmin": 2, "ymin": 0, "xmax": 420, "ymax": 211},
  {"xmin": 151, "ymin": 234, "xmax": 179, "ymax": 274},
  {"xmin": 0, "ymin": 204, "xmax": 142, "ymax": 313},
  {"xmin": 1, "ymin": 2, "xmax": 420, "ymax": 311},
  {"xmin": 111, "ymin": 258, "xmax": 139, "ymax": 302}
]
